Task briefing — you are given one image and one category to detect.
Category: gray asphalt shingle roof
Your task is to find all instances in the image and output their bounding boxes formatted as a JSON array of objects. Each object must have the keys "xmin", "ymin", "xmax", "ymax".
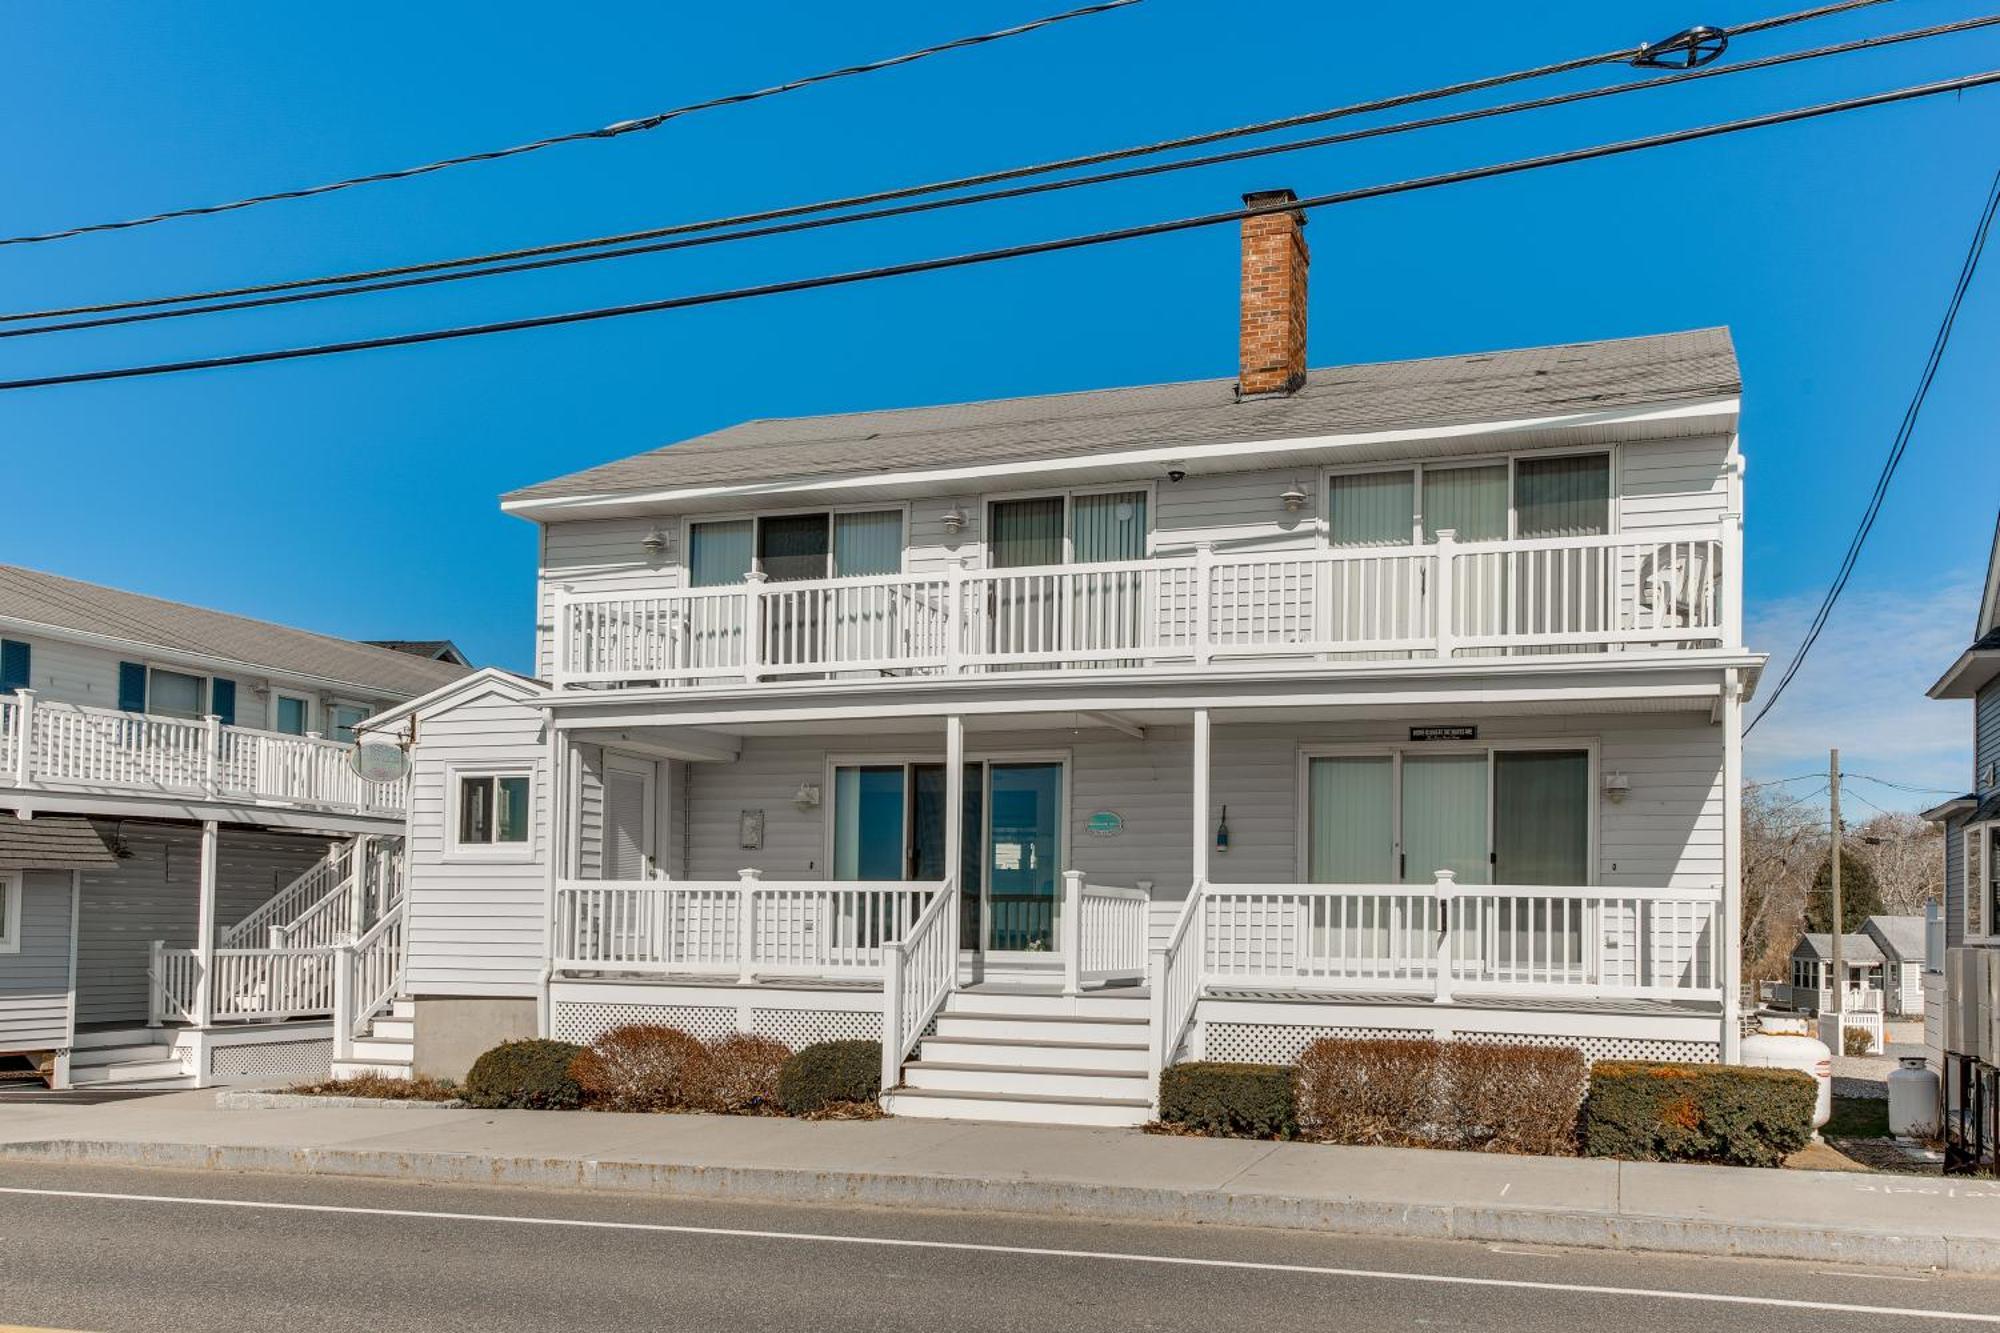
[
  {"xmin": 1794, "ymin": 932, "xmax": 1885, "ymax": 964},
  {"xmin": 1864, "ymin": 914, "xmax": 1927, "ymax": 961},
  {"xmin": 0, "ymin": 815, "xmax": 120, "ymax": 870},
  {"xmin": 0, "ymin": 565, "xmax": 471, "ymax": 699},
  {"xmin": 506, "ymin": 327, "xmax": 1739, "ymax": 504}
]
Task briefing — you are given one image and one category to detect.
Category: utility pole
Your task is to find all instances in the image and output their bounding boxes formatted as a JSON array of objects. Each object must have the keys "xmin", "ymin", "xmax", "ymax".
[{"xmin": 1828, "ymin": 748, "xmax": 1843, "ymax": 1036}]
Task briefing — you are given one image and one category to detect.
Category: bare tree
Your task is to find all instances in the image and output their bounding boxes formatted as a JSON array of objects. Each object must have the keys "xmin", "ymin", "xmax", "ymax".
[
  {"xmin": 1741, "ymin": 781, "xmax": 1827, "ymax": 986},
  {"xmin": 1851, "ymin": 810, "xmax": 1944, "ymax": 915}
]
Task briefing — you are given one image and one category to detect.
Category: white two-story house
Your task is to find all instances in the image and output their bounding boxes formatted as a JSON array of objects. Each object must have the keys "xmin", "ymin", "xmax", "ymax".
[
  {"xmin": 360, "ymin": 190, "xmax": 1761, "ymax": 1125},
  {"xmin": 0, "ymin": 565, "xmax": 468, "ymax": 1087}
]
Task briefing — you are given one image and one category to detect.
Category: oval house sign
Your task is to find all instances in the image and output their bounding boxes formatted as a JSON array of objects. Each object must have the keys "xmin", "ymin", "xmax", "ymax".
[
  {"xmin": 350, "ymin": 742, "xmax": 411, "ymax": 784},
  {"xmin": 1085, "ymin": 810, "xmax": 1124, "ymax": 838}
]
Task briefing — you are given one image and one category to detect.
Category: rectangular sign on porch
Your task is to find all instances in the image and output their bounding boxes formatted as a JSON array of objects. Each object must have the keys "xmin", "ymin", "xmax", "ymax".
[{"xmin": 1408, "ymin": 725, "xmax": 1478, "ymax": 742}]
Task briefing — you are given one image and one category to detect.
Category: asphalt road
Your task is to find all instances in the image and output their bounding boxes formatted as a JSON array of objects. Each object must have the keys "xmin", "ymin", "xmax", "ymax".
[{"xmin": 0, "ymin": 1161, "xmax": 1995, "ymax": 1332}]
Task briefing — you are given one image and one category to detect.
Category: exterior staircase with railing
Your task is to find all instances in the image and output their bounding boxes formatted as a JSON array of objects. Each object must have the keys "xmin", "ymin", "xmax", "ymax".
[{"xmin": 882, "ymin": 988, "xmax": 1154, "ymax": 1126}]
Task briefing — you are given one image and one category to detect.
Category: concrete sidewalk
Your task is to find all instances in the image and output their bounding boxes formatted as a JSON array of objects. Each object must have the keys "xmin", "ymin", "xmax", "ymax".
[{"xmin": 2, "ymin": 1089, "xmax": 1996, "ymax": 1273}]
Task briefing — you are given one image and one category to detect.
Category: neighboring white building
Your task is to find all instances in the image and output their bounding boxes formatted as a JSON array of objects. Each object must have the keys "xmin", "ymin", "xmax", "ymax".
[
  {"xmin": 361, "ymin": 191, "xmax": 1762, "ymax": 1125},
  {"xmin": 0, "ymin": 565, "xmax": 468, "ymax": 1087}
]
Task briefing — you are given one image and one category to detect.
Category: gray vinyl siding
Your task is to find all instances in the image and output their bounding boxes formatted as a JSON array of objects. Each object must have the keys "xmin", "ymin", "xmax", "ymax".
[
  {"xmin": 1616, "ymin": 436, "xmax": 1732, "ymax": 531},
  {"xmin": 536, "ymin": 518, "xmax": 682, "ymax": 680},
  {"xmin": 0, "ymin": 871, "xmax": 75, "ymax": 1051},
  {"xmin": 0, "ymin": 630, "xmax": 405, "ymax": 733},
  {"xmin": 74, "ymin": 824, "xmax": 329, "ymax": 1024},
  {"xmin": 679, "ymin": 713, "xmax": 1723, "ymax": 946},
  {"xmin": 1946, "ymin": 812, "xmax": 1967, "ymax": 948},
  {"xmin": 402, "ymin": 690, "xmax": 550, "ymax": 999},
  {"xmin": 574, "ymin": 743, "xmax": 605, "ymax": 880},
  {"xmin": 1978, "ymin": 681, "xmax": 2000, "ymax": 791}
]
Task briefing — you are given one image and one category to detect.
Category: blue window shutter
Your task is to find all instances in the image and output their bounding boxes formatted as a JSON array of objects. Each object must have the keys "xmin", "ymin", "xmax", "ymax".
[
  {"xmin": 117, "ymin": 662, "xmax": 147, "ymax": 712},
  {"xmin": 0, "ymin": 640, "xmax": 27, "ymax": 695},
  {"xmin": 210, "ymin": 678, "xmax": 236, "ymax": 726}
]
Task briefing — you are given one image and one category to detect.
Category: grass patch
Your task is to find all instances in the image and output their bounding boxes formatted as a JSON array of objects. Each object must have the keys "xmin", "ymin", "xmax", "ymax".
[
  {"xmin": 1823, "ymin": 1095, "xmax": 1890, "ymax": 1139},
  {"xmin": 290, "ymin": 1073, "xmax": 460, "ymax": 1102}
]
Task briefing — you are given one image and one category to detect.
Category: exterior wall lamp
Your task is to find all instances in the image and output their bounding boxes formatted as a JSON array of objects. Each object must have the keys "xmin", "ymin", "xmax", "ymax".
[
  {"xmin": 1280, "ymin": 484, "xmax": 1308, "ymax": 513},
  {"xmin": 940, "ymin": 505, "xmax": 967, "ymax": 536},
  {"xmin": 640, "ymin": 527, "xmax": 668, "ymax": 557}
]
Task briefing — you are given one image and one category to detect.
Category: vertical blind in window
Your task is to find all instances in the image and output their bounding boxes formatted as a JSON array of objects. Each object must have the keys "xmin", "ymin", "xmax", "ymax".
[
  {"xmin": 1422, "ymin": 465, "xmax": 1508, "ymax": 543},
  {"xmin": 1401, "ymin": 753, "xmax": 1490, "ymax": 885},
  {"xmin": 689, "ymin": 520, "xmax": 754, "ymax": 588},
  {"xmin": 1306, "ymin": 757, "xmax": 1395, "ymax": 883},
  {"xmin": 1492, "ymin": 750, "xmax": 1590, "ymax": 885},
  {"xmin": 989, "ymin": 497, "xmax": 1065, "ymax": 568},
  {"xmin": 1328, "ymin": 471, "xmax": 1415, "ymax": 547},
  {"xmin": 1070, "ymin": 491, "xmax": 1147, "ymax": 563},
  {"xmin": 832, "ymin": 510, "xmax": 904, "ymax": 577},
  {"xmin": 1515, "ymin": 455, "xmax": 1610, "ymax": 538}
]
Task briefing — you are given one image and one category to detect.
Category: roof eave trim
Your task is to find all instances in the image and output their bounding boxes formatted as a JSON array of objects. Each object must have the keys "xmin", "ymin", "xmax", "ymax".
[
  {"xmin": 0, "ymin": 613, "xmax": 457, "ymax": 702},
  {"xmin": 1928, "ymin": 647, "xmax": 2000, "ymax": 699},
  {"xmin": 355, "ymin": 666, "xmax": 549, "ymax": 736},
  {"xmin": 1922, "ymin": 796, "xmax": 1978, "ymax": 823},
  {"xmin": 500, "ymin": 394, "xmax": 1742, "ymax": 518}
]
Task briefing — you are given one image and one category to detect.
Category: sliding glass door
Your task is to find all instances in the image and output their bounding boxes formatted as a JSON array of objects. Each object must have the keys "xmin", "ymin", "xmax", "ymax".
[
  {"xmin": 1304, "ymin": 747, "xmax": 1591, "ymax": 887},
  {"xmin": 829, "ymin": 758, "xmax": 1064, "ymax": 955}
]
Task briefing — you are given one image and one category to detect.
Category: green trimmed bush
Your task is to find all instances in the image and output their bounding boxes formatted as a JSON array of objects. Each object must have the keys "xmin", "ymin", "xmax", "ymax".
[
  {"xmin": 1581, "ymin": 1062, "xmax": 1815, "ymax": 1167},
  {"xmin": 778, "ymin": 1039, "xmax": 882, "ymax": 1116},
  {"xmin": 462, "ymin": 1038, "xmax": 585, "ymax": 1110},
  {"xmin": 1157, "ymin": 1061, "xmax": 1297, "ymax": 1138}
]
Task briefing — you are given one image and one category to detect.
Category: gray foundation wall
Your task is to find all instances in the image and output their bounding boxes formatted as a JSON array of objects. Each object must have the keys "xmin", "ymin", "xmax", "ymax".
[{"xmin": 412, "ymin": 996, "xmax": 540, "ymax": 1080}]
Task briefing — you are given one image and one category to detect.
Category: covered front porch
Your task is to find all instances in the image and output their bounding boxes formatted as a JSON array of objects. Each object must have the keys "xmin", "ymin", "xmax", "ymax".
[{"xmin": 545, "ymin": 662, "xmax": 1746, "ymax": 1102}]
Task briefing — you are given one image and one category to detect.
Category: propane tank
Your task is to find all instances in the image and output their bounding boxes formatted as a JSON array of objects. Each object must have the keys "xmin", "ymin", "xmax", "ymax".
[
  {"xmin": 1887, "ymin": 1056, "xmax": 1940, "ymax": 1141},
  {"xmin": 1740, "ymin": 1013, "xmax": 1833, "ymax": 1131}
]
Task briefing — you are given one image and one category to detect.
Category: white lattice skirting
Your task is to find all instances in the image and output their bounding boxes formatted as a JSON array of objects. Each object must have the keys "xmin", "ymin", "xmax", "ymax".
[
  {"xmin": 1202, "ymin": 1022, "xmax": 1719, "ymax": 1066},
  {"xmin": 553, "ymin": 1001, "xmax": 881, "ymax": 1050},
  {"xmin": 208, "ymin": 1038, "xmax": 332, "ymax": 1081}
]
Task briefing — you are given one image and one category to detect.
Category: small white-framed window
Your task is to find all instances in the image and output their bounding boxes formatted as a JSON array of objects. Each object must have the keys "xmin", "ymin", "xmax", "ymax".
[
  {"xmin": 0, "ymin": 871, "xmax": 20, "ymax": 954},
  {"xmin": 327, "ymin": 702, "xmax": 371, "ymax": 743},
  {"xmin": 148, "ymin": 667, "xmax": 207, "ymax": 720},
  {"xmin": 272, "ymin": 694, "xmax": 311, "ymax": 736},
  {"xmin": 451, "ymin": 769, "xmax": 534, "ymax": 857}
]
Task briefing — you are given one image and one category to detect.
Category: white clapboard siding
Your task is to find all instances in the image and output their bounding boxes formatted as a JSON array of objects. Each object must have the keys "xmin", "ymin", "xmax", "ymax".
[
  {"xmin": 74, "ymin": 825, "xmax": 329, "ymax": 1024},
  {"xmin": 573, "ymin": 743, "xmax": 605, "ymax": 880},
  {"xmin": 0, "ymin": 871, "xmax": 76, "ymax": 1050},
  {"xmin": 536, "ymin": 518, "xmax": 683, "ymax": 681},
  {"xmin": 1156, "ymin": 467, "xmax": 1320, "ymax": 553},
  {"xmin": 1617, "ymin": 436, "xmax": 1732, "ymax": 532},
  {"xmin": 402, "ymin": 688, "xmax": 551, "ymax": 998}
]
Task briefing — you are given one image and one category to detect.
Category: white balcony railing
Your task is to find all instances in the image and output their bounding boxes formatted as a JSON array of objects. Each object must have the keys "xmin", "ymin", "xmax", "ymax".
[
  {"xmin": 0, "ymin": 693, "xmax": 405, "ymax": 817},
  {"xmin": 552, "ymin": 524, "xmax": 1735, "ymax": 689},
  {"xmin": 554, "ymin": 872, "xmax": 942, "ymax": 981}
]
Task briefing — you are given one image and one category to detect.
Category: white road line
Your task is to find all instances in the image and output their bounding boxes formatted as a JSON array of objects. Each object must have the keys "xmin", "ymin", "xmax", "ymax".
[{"xmin": 0, "ymin": 1184, "xmax": 1988, "ymax": 1323}]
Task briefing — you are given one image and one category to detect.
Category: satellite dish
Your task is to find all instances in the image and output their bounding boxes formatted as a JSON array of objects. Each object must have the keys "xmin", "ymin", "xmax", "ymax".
[{"xmin": 351, "ymin": 742, "xmax": 411, "ymax": 784}]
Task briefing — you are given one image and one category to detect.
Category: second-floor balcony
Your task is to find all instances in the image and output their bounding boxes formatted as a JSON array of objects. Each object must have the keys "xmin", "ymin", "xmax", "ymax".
[
  {"xmin": 0, "ymin": 691, "xmax": 407, "ymax": 818},
  {"xmin": 553, "ymin": 522, "xmax": 1738, "ymax": 691}
]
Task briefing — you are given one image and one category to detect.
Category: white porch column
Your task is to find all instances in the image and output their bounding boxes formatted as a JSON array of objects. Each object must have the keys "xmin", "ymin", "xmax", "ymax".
[
  {"xmin": 945, "ymin": 714, "xmax": 965, "ymax": 944},
  {"xmin": 1191, "ymin": 709, "xmax": 1212, "ymax": 887},
  {"xmin": 193, "ymin": 819, "xmax": 219, "ymax": 1028},
  {"xmin": 1721, "ymin": 668, "xmax": 1745, "ymax": 1062}
]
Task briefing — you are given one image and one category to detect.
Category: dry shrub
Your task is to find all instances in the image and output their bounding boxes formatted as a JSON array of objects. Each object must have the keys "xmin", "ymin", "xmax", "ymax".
[
  {"xmin": 1295, "ymin": 1038, "xmax": 1442, "ymax": 1147},
  {"xmin": 291, "ymin": 1073, "xmax": 459, "ymax": 1102},
  {"xmin": 702, "ymin": 1033, "xmax": 791, "ymax": 1113},
  {"xmin": 1293, "ymin": 1038, "xmax": 1585, "ymax": 1155},
  {"xmin": 1440, "ymin": 1042, "xmax": 1588, "ymax": 1156},
  {"xmin": 570, "ymin": 1025, "xmax": 710, "ymax": 1112}
]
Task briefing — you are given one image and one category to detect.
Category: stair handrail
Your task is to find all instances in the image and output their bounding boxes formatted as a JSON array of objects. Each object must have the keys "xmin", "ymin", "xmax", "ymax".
[
  {"xmin": 270, "ymin": 870, "xmax": 359, "ymax": 950},
  {"xmin": 1147, "ymin": 878, "xmax": 1207, "ymax": 1095},
  {"xmin": 343, "ymin": 899, "xmax": 407, "ymax": 1041},
  {"xmin": 881, "ymin": 877, "xmax": 958, "ymax": 1092},
  {"xmin": 222, "ymin": 844, "xmax": 350, "ymax": 948}
]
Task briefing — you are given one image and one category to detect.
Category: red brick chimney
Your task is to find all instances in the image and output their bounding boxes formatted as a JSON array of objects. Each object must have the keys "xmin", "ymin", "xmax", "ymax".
[{"xmin": 1238, "ymin": 188, "xmax": 1309, "ymax": 397}]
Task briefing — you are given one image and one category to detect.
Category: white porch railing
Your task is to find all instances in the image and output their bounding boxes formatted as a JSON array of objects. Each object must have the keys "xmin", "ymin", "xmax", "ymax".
[
  {"xmin": 0, "ymin": 693, "xmax": 406, "ymax": 816},
  {"xmin": 336, "ymin": 900, "xmax": 408, "ymax": 1043},
  {"xmin": 1201, "ymin": 874, "xmax": 1723, "ymax": 1001},
  {"xmin": 149, "ymin": 944, "xmax": 338, "ymax": 1024},
  {"xmin": 553, "ymin": 872, "xmax": 942, "ymax": 980},
  {"xmin": 1148, "ymin": 880, "xmax": 1208, "ymax": 1087},
  {"xmin": 1061, "ymin": 871, "xmax": 1148, "ymax": 994},
  {"xmin": 551, "ymin": 523, "xmax": 1734, "ymax": 688},
  {"xmin": 883, "ymin": 878, "xmax": 960, "ymax": 1089}
]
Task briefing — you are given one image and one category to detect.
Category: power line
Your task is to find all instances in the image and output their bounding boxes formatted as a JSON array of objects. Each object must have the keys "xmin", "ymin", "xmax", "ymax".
[
  {"xmin": 12, "ymin": 12, "xmax": 1989, "ymax": 341},
  {"xmin": 0, "ymin": 0, "xmax": 1902, "ymax": 325},
  {"xmin": 3, "ymin": 65, "xmax": 1993, "ymax": 393},
  {"xmin": 0, "ymin": 0, "xmax": 1147, "ymax": 249},
  {"xmin": 1748, "ymin": 772, "xmax": 1832, "ymax": 786},
  {"xmin": 1744, "ymin": 161, "xmax": 2000, "ymax": 735},
  {"xmin": 1846, "ymin": 772, "xmax": 1965, "ymax": 795}
]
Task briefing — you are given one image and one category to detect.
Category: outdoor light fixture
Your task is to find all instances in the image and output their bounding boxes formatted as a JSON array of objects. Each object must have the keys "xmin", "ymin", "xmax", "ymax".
[
  {"xmin": 1602, "ymin": 772, "xmax": 1631, "ymax": 803},
  {"xmin": 1280, "ymin": 483, "xmax": 1308, "ymax": 513},
  {"xmin": 640, "ymin": 527, "xmax": 668, "ymax": 557},
  {"xmin": 793, "ymin": 782, "xmax": 822, "ymax": 810},
  {"xmin": 940, "ymin": 505, "xmax": 967, "ymax": 536}
]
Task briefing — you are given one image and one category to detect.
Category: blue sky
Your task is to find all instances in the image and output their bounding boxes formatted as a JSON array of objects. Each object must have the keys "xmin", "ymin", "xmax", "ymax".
[{"xmin": 5, "ymin": 1, "xmax": 1997, "ymax": 808}]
